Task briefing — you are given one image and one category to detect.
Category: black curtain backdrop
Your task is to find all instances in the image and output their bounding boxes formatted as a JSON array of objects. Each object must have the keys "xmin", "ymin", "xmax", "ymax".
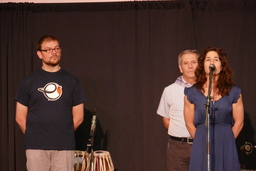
[{"xmin": 1, "ymin": 1, "xmax": 256, "ymax": 171}]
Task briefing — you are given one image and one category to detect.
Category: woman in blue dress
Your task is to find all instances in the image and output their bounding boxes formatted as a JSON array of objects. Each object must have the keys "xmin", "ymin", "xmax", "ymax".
[{"xmin": 184, "ymin": 46, "xmax": 244, "ymax": 171}]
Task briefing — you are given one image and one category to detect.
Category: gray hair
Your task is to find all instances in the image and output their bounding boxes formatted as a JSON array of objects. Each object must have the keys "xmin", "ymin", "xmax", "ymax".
[{"xmin": 178, "ymin": 49, "xmax": 199, "ymax": 65}]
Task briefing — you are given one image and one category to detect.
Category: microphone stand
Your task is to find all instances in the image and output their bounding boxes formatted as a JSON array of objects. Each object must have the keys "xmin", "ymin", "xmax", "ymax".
[
  {"xmin": 87, "ymin": 107, "xmax": 97, "ymax": 171},
  {"xmin": 205, "ymin": 69, "xmax": 214, "ymax": 171}
]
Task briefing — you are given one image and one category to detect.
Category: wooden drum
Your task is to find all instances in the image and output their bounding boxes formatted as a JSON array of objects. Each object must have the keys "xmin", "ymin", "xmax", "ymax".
[
  {"xmin": 92, "ymin": 150, "xmax": 114, "ymax": 171},
  {"xmin": 74, "ymin": 150, "xmax": 90, "ymax": 171}
]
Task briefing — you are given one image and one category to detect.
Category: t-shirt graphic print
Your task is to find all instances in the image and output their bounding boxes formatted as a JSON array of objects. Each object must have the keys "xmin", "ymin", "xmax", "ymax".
[{"xmin": 38, "ymin": 82, "xmax": 62, "ymax": 101}]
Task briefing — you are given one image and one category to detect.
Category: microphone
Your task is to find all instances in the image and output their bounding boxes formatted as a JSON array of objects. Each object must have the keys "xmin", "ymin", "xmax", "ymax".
[
  {"xmin": 90, "ymin": 115, "xmax": 97, "ymax": 136},
  {"xmin": 86, "ymin": 107, "xmax": 97, "ymax": 154},
  {"xmin": 90, "ymin": 107, "xmax": 97, "ymax": 136},
  {"xmin": 209, "ymin": 64, "xmax": 216, "ymax": 72}
]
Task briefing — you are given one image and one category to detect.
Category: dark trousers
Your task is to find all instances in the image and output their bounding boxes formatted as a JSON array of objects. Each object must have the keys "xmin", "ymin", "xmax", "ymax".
[{"xmin": 166, "ymin": 138, "xmax": 192, "ymax": 171}]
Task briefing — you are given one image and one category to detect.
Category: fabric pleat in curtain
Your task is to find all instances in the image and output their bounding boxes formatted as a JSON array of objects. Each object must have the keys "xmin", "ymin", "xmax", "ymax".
[{"xmin": 0, "ymin": 3, "xmax": 34, "ymax": 170}]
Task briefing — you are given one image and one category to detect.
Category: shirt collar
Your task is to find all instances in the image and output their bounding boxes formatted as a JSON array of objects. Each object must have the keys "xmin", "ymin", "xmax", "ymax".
[{"xmin": 175, "ymin": 76, "xmax": 193, "ymax": 88}]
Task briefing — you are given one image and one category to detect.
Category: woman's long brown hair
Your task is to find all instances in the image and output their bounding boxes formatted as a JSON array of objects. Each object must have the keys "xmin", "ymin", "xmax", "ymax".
[{"xmin": 195, "ymin": 46, "xmax": 234, "ymax": 96}]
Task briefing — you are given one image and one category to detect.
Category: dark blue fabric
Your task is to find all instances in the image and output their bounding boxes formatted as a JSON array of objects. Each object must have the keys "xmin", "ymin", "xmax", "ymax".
[
  {"xmin": 15, "ymin": 68, "xmax": 86, "ymax": 150},
  {"xmin": 184, "ymin": 86, "xmax": 241, "ymax": 171}
]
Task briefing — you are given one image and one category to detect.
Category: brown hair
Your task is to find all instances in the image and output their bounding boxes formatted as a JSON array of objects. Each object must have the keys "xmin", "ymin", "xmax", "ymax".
[
  {"xmin": 37, "ymin": 35, "xmax": 60, "ymax": 51},
  {"xmin": 195, "ymin": 46, "xmax": 234, "ymax": 96}
]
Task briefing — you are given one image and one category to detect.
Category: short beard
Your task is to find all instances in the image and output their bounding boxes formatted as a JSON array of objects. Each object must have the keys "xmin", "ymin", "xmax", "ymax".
[{"xmin": 43, "ymin": 58, "xmax": 60, "ymax": 66}]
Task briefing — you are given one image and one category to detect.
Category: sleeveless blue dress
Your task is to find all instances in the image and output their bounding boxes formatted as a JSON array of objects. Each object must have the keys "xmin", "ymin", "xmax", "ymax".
[{"xmin": 184, "ymin": 86, "xmax": 241, "ymax": 171}]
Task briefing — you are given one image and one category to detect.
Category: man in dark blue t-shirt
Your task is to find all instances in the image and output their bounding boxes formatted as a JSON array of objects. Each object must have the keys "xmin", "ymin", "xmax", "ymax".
[{"xmin": 15, "ymin": 35, "xmax": 86, "ymax": 171}]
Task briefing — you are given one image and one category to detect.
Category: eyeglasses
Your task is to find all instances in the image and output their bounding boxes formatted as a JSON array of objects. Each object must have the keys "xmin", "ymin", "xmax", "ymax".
[{"xmin": 39, "ymin": 47, "xmax": 61, "ymax": 54}]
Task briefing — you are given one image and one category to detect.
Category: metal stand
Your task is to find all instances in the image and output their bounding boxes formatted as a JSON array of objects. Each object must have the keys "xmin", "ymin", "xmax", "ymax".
[
  {"xmin": 86, "ymin": 107, "xmax": 97, "ymax": 171},
  {"xmin": 205, "ymin": 69, "xmax": 214, "ymax": 171}
]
